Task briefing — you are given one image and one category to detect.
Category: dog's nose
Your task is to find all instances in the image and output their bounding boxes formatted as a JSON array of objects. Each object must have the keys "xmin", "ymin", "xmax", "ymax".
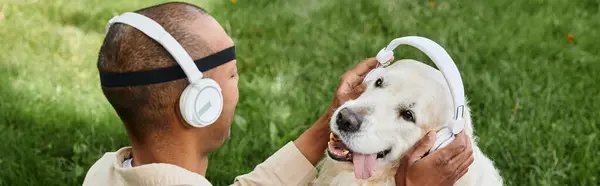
[{"xmin": 336, "ymin": 107, "xmax": 363, "ymax": 133}]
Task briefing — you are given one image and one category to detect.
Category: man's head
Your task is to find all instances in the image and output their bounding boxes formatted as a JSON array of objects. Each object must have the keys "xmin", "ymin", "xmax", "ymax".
[{"xmin": 98, "ymin": 2, "xmax": 238, "ymax": 153}]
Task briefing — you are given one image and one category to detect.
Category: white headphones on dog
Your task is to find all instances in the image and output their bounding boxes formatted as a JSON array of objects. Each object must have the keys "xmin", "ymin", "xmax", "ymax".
[
  {"xmin": 102, "ymin": 12, "xmax": 236, "ymax": 127},
  {"xmin": 367, "ymin": 36, "xmax": 465, "ymax": 153}
]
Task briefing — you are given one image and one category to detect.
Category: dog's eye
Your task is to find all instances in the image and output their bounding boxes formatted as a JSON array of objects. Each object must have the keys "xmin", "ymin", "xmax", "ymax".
[
  {"xmin": 375, "ymin": 78, "xmax": 383, "ymax": 88},
  {"xmin": 399, "ymin": 109, "xmax": 415, "ymax": 123}
]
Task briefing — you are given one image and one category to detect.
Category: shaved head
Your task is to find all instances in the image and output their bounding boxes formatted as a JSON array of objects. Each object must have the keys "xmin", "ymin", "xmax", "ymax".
[{"xmin": 98, "ymin": 1, "xmax": 238, "ymax": 147}]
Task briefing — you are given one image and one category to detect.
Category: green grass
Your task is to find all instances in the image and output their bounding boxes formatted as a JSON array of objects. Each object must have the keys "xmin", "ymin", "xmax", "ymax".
[{"xmin": 1, "ymin": 0, "xmax": 599, "ymax": 185}]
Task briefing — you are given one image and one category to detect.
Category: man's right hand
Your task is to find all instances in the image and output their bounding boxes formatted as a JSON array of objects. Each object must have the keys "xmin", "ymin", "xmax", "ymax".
[{"xmin": 395, "ymin": 131, "xmax": 474, "ymax": 186}]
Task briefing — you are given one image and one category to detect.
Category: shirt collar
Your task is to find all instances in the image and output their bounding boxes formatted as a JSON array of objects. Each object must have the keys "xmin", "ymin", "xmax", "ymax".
[{"xmin": 112, "ymin": 147, "xmax": 212, "ymax": 186}]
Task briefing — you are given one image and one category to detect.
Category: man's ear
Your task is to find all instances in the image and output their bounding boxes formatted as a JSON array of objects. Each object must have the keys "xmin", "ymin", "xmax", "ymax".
[{"xmin": 173, "ymin": 101, "xmax": 193, "ymax": 129}]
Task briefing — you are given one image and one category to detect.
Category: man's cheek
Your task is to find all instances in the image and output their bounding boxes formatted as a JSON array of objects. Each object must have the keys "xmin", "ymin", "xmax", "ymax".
[{"xmin": 232, "ymin": 84, "xmax": 240, "ymax": 106}]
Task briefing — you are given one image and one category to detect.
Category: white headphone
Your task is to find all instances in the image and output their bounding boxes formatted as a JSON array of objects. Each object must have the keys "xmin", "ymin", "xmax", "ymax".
[
  {"xmin": 105, "ymin": 12, "xmax": 223, "ymax": 128},
  {"xmin": 369, "ymin": 36, "xmax": 465, "ymax": 153}
]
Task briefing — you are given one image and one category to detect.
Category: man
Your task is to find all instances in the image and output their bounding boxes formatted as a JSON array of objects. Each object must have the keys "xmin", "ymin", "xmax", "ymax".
[{"xmin": 83, "ymin": 2, "xmax": 473, "ymax": 186}]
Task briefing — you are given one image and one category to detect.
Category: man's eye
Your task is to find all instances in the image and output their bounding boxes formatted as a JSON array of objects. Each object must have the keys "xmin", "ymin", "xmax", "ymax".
[{"xmin": 375, "ymin": 78, "xmax": 383, "ymax": 88}]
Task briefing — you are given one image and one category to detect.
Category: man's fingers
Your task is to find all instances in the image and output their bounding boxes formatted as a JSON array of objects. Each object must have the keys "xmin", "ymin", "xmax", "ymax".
[
  {"xmin": 405, "ymin": 131, "xmax": 436, "ymax": 162},
  {"xmin": 350, "ymin": 56, "xmax": 395, "ymax": 76},
  {"xmin": 339, "ymin": 83, "xmax": 367, "ymax": 104},
  {"xmin": 348, "ymin": 83, "xmax": 366, "ymax": 98},
  {"xmin": 356, "ymin": 83, "xmax": 366, "ymax": 93},
  {"xmin": 454, "ymin": 137, "xmax": 474, "ymax": 171},
  {"xmin": 433, "ymin": 131, "xmax": 468, "ymax": 161},
  {"xmin": 448, "ymin": 133, "xmax": 473, "ymax": 164},
  {"xmin": 451, "ymin": 153, "xmax": 473, "ymax": 181},
  {"xmin": 452, "ymin": 166, "xmax": 469, "ymax": 182},
  {"xmin": 342, "ymin": 57, "xmax": 396, "ymax": 88},
  {"xmin": 460, "ymin": 154, "xmax": 475, "ymax": 171},
  {"xmin": 341, "ymin": 74, "xmax": 364, "ymax": 89},
  {"xmin": 423, "ymin": 131, "xmax": 467, "ymax": 169},
  {"xmin": 441, "ymin": 134, "xmax": 473, "ymax": 183},
  {"xmin": 447, "ymin": 143, "xmax": 473, "ymax": 172},
  {"xmin": 349, "ymin": 58, "xmax": 379, "ymax": 77}
]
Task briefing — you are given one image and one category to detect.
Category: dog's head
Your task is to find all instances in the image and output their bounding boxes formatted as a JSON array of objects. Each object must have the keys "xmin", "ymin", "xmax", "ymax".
[{"xmin": 327, "ymin": 59, "xmax": 461, "ymax": 179}]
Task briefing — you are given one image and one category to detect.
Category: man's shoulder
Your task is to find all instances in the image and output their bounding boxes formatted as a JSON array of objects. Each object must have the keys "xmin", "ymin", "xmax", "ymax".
[
  {"xmin": 81, "ymin": 147, "xmax": 213, "ymax": 186},
  {"xmin": 81, "ymin": 149, "xmax": 123, "ymax": 186}
]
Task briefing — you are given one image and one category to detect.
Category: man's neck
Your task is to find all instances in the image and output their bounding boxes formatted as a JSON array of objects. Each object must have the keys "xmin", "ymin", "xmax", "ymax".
[{"xmin": 129, "ymin": 134, "xmax": 210, "ymax": 176}]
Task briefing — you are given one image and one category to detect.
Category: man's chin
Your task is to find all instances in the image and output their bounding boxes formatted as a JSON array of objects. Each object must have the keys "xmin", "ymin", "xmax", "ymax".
[
  {"xmin": 206, "ymin": 138, "xmax": 228, "ymax": 153},
  {"xmin": 217, "ymin": 128, "xmax": 231, "ymax": 147},
  {"xmin": 201, "ymin": 128, "xmax": 231, "ymax": 153}
]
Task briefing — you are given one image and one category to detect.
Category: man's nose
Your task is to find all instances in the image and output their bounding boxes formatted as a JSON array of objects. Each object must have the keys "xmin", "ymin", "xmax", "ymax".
[{"xmin": 336, "ymin": 107, "xmax": 363, "ymax": 133}]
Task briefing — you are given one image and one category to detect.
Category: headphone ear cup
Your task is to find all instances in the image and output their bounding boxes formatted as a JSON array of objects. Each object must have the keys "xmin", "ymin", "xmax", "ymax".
[
  {"xmin": 179, "ymin": 79, "xmax": 223, "ymax": 127},
  {"xmin": 428, "ymin": 127, "xmax": 455, "ymax": 153}
]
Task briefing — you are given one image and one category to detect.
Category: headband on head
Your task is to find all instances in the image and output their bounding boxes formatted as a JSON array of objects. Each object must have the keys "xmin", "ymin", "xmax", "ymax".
[
  {"xmin": 99, "ymin": 12, "xmax": 236, "ymax": 87},
  {"xmin": 99, "ymin": 47, "xmax": 236, "ymax": 87}
]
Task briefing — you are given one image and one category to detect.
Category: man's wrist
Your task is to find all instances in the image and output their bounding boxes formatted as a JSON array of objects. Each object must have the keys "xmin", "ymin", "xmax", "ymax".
[
  {"xmin": 294, "ymin": 112, "xmax": 333, "ymax": 165},
  {"xmin": 322, "ymin": 106, "xmax": 334, "ymax": 124}
]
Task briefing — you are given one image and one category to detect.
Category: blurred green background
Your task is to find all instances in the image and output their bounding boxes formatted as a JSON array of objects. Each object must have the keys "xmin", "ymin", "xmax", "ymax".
[{"xmin": 1, "ymin": 0, "xmax": 599, "ymax": 185}]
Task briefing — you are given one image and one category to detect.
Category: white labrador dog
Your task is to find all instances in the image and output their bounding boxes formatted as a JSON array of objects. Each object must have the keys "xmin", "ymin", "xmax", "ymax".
[{"xmin": 312, "ymin": 59, "xmax": 503, "ymax": 186}]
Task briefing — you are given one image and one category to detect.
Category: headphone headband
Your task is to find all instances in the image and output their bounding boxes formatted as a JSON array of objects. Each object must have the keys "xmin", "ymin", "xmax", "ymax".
[
  {"xmin": 106, "ymin": 12, "xmax": 203, "ymax": 84},
  {"xmin": 376, "ymin": 36, "xmax": 465, "ymax": 133},
  {"xmin": 99, "ymin": 46, "xmax": 235, "ymax": 87}
]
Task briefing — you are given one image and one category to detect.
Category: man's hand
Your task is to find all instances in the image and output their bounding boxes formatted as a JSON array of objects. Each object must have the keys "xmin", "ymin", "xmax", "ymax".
[
  {"xmin": 396, "ymin": 131, "xmax": 474, "ymax": 186},
  {"xmin": 294, "ymin": 57, "xmax": 388, "ymax": 165},
  {"xmin": 328, "ymin": 57, "xmax": 385, "ymax": 115}
]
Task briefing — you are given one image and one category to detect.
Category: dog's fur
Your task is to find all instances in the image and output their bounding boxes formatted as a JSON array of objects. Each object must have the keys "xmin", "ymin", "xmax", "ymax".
[{"xmin": 311, "ymin": 60, "xmax": 503, "ymax": 186}]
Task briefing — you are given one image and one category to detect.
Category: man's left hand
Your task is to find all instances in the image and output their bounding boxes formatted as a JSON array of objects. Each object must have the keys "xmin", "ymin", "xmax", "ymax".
[{"xmin": 327, "ymin": 57, "xmax": 391, "ymax": 116}]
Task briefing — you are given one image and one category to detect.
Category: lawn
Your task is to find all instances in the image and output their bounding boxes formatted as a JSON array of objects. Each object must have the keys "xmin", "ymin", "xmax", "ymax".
[{"xmin": 0, "ymin": 0, "xmax": 599, "ymax": 185}]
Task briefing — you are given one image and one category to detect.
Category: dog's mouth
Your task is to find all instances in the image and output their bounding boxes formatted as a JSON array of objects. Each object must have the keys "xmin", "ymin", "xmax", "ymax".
[
  {"xmin": 327, "ymin": 133, "xmax": 392, "ymax": 179},
  {"xmin": 327, "ymin": 133, "xmax": 392, "ymax": 161}
]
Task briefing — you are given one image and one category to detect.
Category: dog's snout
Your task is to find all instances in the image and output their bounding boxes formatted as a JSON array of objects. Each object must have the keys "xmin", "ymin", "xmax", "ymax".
[{"xmin": 336, "ymin": 107, "xmax": 363, "ymax": 133}]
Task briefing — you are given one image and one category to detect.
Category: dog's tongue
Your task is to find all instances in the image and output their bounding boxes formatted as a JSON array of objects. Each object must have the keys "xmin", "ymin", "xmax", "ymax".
[{"xmin": 352, "ymin": 152, "xmax": 377, "ymax": 180}]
